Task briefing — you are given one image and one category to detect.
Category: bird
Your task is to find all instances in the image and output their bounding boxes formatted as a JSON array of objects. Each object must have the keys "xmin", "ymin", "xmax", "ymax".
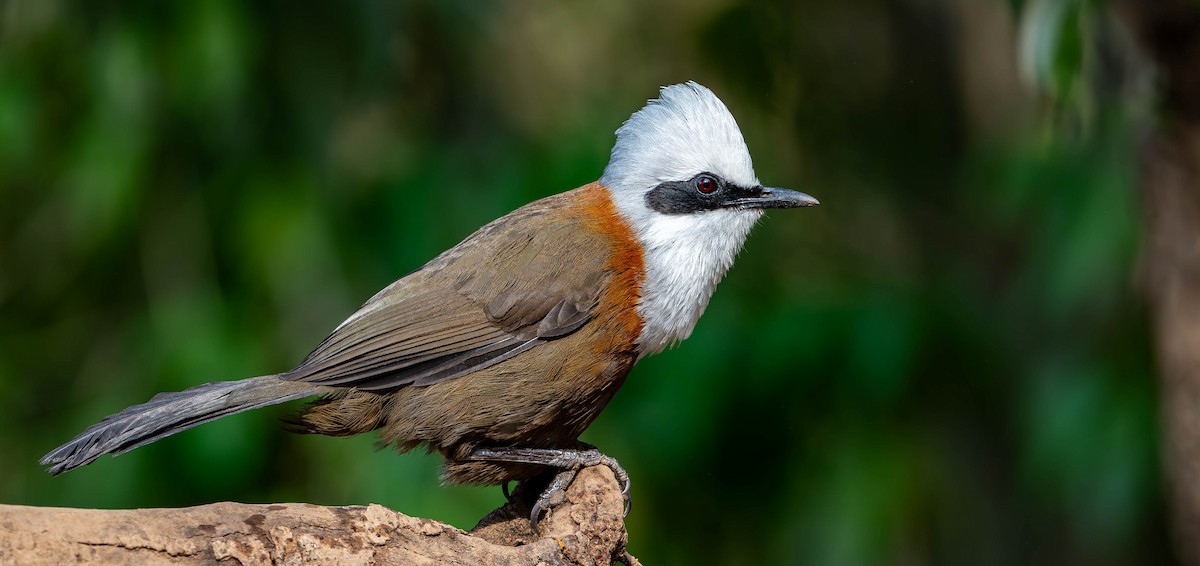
[{"xmin": 41, "ymin": 81, "xmax": 818, "ymax": 527}]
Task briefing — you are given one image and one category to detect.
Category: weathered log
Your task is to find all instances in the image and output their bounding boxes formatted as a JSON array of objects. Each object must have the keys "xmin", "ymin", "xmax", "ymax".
[{"xmin": 0, "ymin": 465, "xmax": 639, "ymax": 565}]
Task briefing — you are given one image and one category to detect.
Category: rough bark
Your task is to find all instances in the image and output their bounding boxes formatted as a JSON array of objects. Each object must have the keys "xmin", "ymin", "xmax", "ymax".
[
  {"xmin": 0, "ymin": 465, "xmax": 639, "ymax": 566},
  {"xmin": 1145, "ymin": 126, "xmax": 1200, "ymax": 564},
  {"xmin": 1118, "ymin": 0, "xmax": 1200, "ymax": 563}
]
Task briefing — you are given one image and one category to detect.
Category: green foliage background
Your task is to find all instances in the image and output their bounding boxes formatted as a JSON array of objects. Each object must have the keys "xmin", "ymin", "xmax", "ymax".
[{"xmin": 0, "ymin": 1, "xmax": 1171, "ymax": 564}]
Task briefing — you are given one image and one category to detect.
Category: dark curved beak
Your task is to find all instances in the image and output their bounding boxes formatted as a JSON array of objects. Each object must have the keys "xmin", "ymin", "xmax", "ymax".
[{"xmin": 723, "ymin": 186, "xmax": 820, "ymax": 209}]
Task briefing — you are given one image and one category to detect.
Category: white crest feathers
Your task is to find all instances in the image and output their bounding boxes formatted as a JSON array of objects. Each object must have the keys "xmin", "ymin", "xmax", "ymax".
[{"xmin": 601, "ymin": 81, "xmax": 759, "ymax": 192}]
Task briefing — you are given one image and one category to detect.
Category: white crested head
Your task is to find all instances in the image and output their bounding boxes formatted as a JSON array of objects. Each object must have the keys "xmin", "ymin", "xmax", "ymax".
[
  {"xmin": 600, "ymin": 81, "xmax": 759, "ymax": 197},
  {"xmin": 599, "ymin": 82, "xmax": 770, "ymax": 356}
]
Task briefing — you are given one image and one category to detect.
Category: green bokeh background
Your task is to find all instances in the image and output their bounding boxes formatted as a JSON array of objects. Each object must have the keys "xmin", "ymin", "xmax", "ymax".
[{"xmin": 0, "ymin": 1, "xmax": 1171, "ymax": 564}]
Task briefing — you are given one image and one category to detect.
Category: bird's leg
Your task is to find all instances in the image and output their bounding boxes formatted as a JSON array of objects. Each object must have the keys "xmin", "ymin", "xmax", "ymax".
[{"xmin": 465, "ymin": 446, "xmax": 631, "ymax": 532}]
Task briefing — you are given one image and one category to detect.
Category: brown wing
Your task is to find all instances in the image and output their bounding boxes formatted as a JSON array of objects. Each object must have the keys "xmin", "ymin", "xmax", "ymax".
[{"xmin": 282, "ymin": 192, "xmax": 613, "ymax": 392}]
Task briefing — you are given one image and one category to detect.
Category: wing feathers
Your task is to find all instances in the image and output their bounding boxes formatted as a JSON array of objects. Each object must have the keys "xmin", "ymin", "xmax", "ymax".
[{"xmin": 281, "ymin": 190, "xmax": 619, "ymax": 392}]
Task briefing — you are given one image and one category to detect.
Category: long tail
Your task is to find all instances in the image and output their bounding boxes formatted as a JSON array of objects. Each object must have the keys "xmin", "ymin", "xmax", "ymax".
[{"xmin": 41, "ymin": 376, "xmax": 328, "ymax": 475}]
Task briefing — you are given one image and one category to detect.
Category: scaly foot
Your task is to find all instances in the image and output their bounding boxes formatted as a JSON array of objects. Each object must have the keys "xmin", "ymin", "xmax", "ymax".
[{"xmin": 465, "ymin": 446, "xmax": 631, "ymax": 532}]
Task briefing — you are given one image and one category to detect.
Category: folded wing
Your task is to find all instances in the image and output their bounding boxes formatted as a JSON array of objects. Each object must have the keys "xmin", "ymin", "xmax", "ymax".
[{"xmin": 283, "ymin": 197, "xmax": 612, "ymax": 392}]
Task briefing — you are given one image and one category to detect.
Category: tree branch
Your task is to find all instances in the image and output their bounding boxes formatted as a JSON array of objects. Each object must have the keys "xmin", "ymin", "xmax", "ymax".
[
  {"xmin": 0, "ymin": 466, "xmax": 639, "ymax": 566},
  {"xmin": 1118, "ymin": 0, "xmax": 1200, "ymax": 563}
]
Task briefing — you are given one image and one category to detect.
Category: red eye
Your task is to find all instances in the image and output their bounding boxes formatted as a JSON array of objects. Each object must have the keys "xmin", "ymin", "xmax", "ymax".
[{"xmin": 695, "ymin": 175, "xmax": 718, "ymax": 194}]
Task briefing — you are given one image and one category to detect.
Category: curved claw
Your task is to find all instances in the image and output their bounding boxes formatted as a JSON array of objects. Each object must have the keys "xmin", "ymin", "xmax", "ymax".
[
  {"xmin": 622, "ymin": 481, "xmax": 632, "ymax": 516},
  {"xmin": 529, "ymin": 497, "xmax": 547, "ymax": 532},
  {"xmin": 528, "ymin": 468, "xmax": 578, "ymax": 534},
  {"xmin": 597, "ymin": 453, "xmax": 632, "ymax": 516},
  {"xmin": 501, "ymin": 481, "xmax": 514, "ymax": 503}
]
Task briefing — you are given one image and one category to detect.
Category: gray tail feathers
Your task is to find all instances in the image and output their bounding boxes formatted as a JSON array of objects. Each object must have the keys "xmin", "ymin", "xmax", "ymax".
[{"xmin": 41, "ymin": 376, "xmax": 327, "ymax": 475}]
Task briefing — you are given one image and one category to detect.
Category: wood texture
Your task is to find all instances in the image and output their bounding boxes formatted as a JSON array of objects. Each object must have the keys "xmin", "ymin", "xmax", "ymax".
[{"xmin": 0, "ymin": 466, "xmax": 638, "ymax": 566}]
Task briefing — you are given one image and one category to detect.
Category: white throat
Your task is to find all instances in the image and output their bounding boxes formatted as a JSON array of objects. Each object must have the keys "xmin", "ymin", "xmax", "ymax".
[{"xmin": 621, "ymin": 203, "xmax": 761, "ymax": 355}]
